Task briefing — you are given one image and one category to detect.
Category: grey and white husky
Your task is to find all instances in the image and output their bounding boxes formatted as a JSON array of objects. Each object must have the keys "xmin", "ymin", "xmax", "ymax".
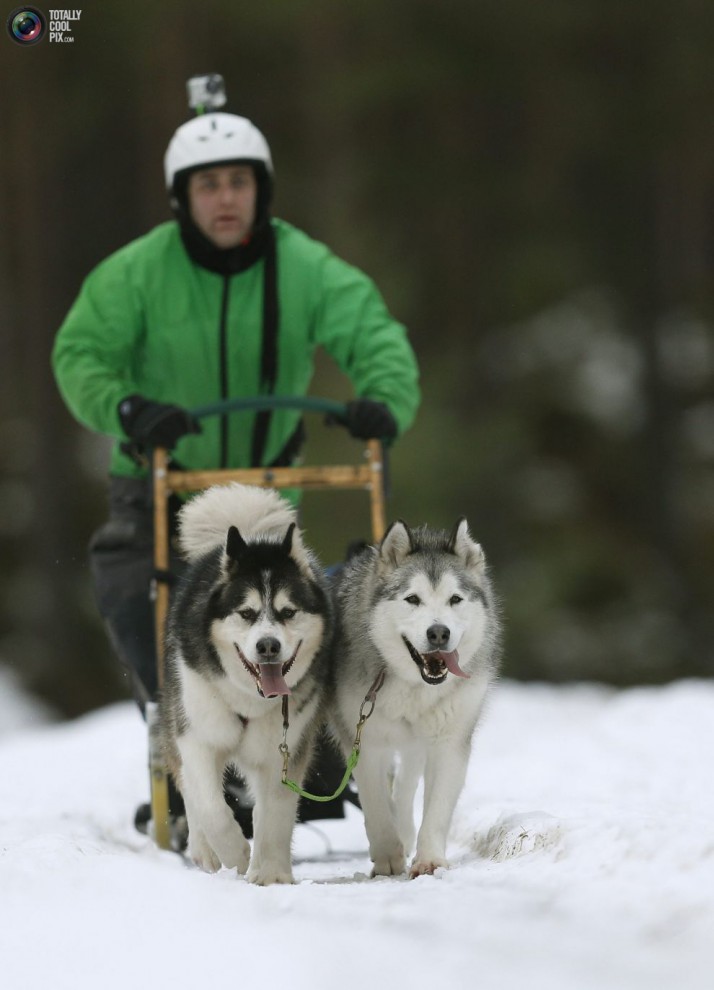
[
  {"xmin": 330, "ymin": 518, "xmax": 501, "ymax": 878},
  {"xmin": 159, "ymin": 483, "xmax": 332, "ymax": 885}
]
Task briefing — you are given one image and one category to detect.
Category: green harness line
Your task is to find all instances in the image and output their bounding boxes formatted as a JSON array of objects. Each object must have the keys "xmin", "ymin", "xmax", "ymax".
[{"xmin": 279, "ymin": 670, "xmax": 386, "ymax": 802}]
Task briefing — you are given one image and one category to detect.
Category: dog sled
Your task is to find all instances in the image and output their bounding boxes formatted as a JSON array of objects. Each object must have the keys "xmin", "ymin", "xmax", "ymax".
[{"xmin": 145, "ymin": 395, "xmax": 388, "ymax": 850}]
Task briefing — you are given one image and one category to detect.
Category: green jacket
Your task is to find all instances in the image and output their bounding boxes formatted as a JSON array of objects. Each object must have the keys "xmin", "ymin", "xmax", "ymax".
[{"xmin": 52, "ymin": 218, "xmax": 420, "ymax": 477}]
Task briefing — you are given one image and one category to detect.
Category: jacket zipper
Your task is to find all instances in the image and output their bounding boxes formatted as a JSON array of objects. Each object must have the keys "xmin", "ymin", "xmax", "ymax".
[{"xmin": 219, "ymin": 275, "xmax": 231, "ymax": 468}]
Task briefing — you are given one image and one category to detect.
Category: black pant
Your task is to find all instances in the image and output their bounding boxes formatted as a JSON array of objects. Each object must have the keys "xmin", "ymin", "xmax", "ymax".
[{"xmin": 89, "ymin": 476, "xmax": 182, "ymax": 710}]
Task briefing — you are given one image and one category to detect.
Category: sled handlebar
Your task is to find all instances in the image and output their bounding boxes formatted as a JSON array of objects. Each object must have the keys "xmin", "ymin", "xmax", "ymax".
[
  {"xmin": 119, "ymin": 396, "xmax": 381, "ymax": 468},
  {"xmin": 189, "ymin": 395, "xmax": 347, "ymax": 421}
]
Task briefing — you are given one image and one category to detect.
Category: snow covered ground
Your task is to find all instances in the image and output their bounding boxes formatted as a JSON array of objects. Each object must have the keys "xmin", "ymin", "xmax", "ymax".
[{"xmin": 1, "ymin": 673, "xmax": 712, "ymax": 990}]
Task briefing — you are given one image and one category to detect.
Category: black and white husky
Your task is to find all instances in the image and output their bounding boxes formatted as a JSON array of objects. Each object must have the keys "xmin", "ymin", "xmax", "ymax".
[
  {"xmin": 330, "ymin": 519, "xmax": 501, "ymax": 878},
  {"xmin": 159, "ymin": 483, "xmax": 331, "ymax": 885}
]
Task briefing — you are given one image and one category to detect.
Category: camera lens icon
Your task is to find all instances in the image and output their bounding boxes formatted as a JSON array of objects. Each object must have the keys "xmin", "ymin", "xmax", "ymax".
[{"xmin": 7, "ymin": 7, "xmax": 47, "ymax": 45}]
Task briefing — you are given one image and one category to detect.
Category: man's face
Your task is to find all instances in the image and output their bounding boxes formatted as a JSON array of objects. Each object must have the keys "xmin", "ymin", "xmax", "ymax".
[{"xmin": 187, "ymin": 164, "xmax": 258, "ymax": 249}]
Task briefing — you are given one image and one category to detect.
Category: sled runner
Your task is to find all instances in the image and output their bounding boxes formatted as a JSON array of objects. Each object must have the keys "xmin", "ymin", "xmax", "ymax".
[{"xmin": 146, "ymin": 396, "xmax": 388, "ymax": 850}]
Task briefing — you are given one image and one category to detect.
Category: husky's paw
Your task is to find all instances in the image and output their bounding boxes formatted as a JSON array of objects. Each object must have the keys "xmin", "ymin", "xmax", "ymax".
[
  {"xmin": 371, "ymin": 851, "xmax": 407, "ymax": 877},
  {"xmin": 216, "ymin": 830, "xmax": 251, "ymax": 874},
  {"xmin": 247, "ymin": 865, "xmax": 295, "ymax": 886},
  {"xmin": 188, "ymin": 825, "xmax": 250, "ymax": 874},
  {"xmin": 189, "ymin": 833, "xmax": 221, "ymax": 874},
  {"xmin": 409, "ymin": 856, "xmax": 449, "ymax": 878}
]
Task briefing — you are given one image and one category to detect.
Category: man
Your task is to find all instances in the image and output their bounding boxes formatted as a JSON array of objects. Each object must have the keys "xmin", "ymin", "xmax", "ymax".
[{"xmin": 52, "ymin": 106, "xmax": 420, "ymax": 836}]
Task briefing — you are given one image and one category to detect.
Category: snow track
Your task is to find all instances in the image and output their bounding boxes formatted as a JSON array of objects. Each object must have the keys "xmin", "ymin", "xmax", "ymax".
[{"xmin": 1, "ymin": 677, "xmax": 713, "ymax": 990}]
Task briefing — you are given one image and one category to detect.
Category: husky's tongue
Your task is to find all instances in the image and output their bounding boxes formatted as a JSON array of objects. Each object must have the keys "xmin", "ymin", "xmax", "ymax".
[
  {"xmin": 258, "ymin": 662, "xmax": 292, "ymax": 698},
  {"xmin": 431, "ymin": 650, "xmax": 470, "ymax": 679}
]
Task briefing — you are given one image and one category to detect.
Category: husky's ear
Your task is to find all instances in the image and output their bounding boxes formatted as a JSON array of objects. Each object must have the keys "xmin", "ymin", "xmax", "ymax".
[
  {"xmin": 282, "ymin": 523, "xmax": 312, "ymax": 574},
  {"xmin": 281, "ymin": 523, "xmax": 296, "ymax": 554},
  {"xmin": 226, "ymin": 525, "xmax": 248, "ymax": 561},
  {"xmin": 377, "ymin": 520, "xmax": 413, "ymax": 575},
  {"xmin": 447, "ymin": 517, "xmax": 484, "ymax": 573}
]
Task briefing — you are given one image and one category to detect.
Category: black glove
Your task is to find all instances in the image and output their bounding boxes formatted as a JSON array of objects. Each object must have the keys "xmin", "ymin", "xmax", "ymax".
[
  {"xmin": 343, "ymin": 399, "xmax": 398, "ymax": 441},
  {"xmin": 118, "ymin": 394, "xmax": 202, "ymax": 449}
]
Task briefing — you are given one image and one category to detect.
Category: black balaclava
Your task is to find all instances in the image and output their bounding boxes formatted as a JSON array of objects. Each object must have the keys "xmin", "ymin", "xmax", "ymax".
[{"xmin": 172, "ymin": 160, "xmax": 273, "ymax": 276}]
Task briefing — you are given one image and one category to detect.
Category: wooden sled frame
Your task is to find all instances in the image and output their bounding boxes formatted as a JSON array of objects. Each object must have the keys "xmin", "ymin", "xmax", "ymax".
[{"xmin": 146, "ymin": 396, "xmax": 387, "ymax": 849}]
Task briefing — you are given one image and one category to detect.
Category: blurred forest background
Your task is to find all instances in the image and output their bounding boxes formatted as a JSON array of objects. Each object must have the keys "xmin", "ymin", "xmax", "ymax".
[{"xmin": 1, "ymin": 0, "xmax": 713, "ymax": 719}]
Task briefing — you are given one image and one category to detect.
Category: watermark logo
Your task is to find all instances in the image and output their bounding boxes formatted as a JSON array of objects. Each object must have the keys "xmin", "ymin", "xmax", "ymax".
[
  {"xmin": 7, "ymin": 7, "xmax": 46, "ymax": 44},
  {"xmin": 6, "ymin": 7, "xmax": 81, "ymax": 44}
]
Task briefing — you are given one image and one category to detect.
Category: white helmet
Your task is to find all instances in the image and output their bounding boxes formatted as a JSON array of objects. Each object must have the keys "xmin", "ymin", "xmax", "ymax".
[{"xmin": 164, "ymin": 112, "xmax": 273, "ymax": 191}]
